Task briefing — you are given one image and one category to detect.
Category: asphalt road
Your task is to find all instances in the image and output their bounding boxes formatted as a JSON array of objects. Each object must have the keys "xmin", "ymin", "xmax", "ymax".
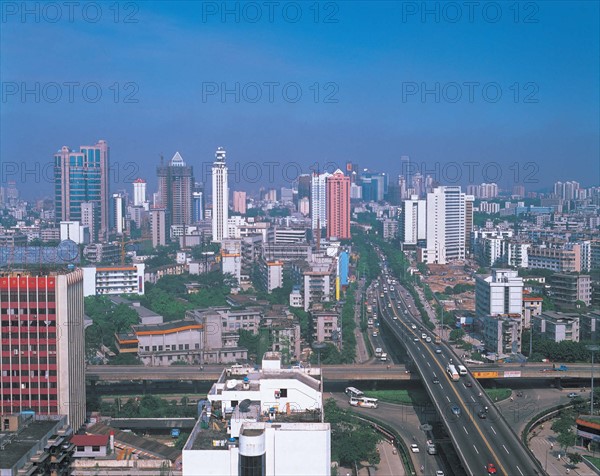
[{"xmin": 375, "ymin": 255, "xmax": 544, "ymax": 476}]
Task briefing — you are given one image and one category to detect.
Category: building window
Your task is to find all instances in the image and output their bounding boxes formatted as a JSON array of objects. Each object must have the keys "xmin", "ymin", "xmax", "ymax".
[
  {"xmin": 92, "ymin": 446, "xmax": 100, "ymax": 452},
  {"xmin": 77, "ymin": 446, "xmax": 84, "ymax": 452}
]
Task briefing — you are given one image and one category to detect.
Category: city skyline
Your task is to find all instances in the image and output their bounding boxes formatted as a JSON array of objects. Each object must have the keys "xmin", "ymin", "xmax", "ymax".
[{"xmin": 1, "ymin": 2, "xmax": 598, "ymax": 197}]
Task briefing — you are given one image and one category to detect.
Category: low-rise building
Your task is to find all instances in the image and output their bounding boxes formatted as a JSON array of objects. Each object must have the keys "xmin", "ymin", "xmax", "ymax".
[
  {"xmin": 182, "ymin": 352, "xmax": 330, "ymax": 476},
  {"xmin": 482, "ymin": 314, "xmax": 522, "ymax": 357},
  {"xmin": 532, "ymin": 311, "xmax": 580, "ymax": 343},
  {"xmin": 82, "ymin": 264, "xmax": 145, "ymax": 296},
  {"xmin": 289, "ymin": 285, "xmax": 303, "ymax": 308},
  {"xmin": 522, "ymin": 293, "xmax": 543, "ymax": 329},
  {"xmin": 133, "ymin": 319, "xmax": 203, "ymax": 366},
  {"xmin": 71, "ymin": 434, "xmax": 110, "ymax": 458},
  {"xmin": 260, "ymin": 259, "xmax": 283, "ymax": 293},
  {"xmin": 312, "ymin": 310, "xmax": 340, "ymax": 345},
  {"xmin": 0, "ymin": 413, "xmax": 73, "ymax": 476},
  {"xmin": 550, "ymin": 273, "xmax": 592, "ymax": 308}
]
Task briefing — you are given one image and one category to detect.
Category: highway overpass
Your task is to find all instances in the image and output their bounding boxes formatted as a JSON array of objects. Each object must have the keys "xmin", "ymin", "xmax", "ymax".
[{"xmin": 86, "ymin": 362, "xmax": 597, "ymax": 383}]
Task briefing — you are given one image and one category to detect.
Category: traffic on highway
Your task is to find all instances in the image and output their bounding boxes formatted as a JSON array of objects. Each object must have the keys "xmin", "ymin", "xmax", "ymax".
[{"xmin": 371, "ymin": 248, "xmax": 544, "ymax": 476}]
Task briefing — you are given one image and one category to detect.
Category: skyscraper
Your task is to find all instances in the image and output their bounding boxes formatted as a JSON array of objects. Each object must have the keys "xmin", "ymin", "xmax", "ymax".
[
  {"xmin": 211, "ymin": 147, "xmax": 229, "ymax": 243},
  {"xmin": 133, "ymin": 178, "xmax": 147, "ymax": 206},
  {"xmin": 157, "ymin": 152, "xmax": 194, "ymax": 226},
  {"xmin": 311, "ymin": 172, "xmax": 330, "ymax": 230},
  {"xmin": 54, "ymin": 140, "xmax": 109, "ymax": 240},
  {"xmin": 326, "ymin": 170, "xmax": 351, "ymax": 240},
  {"xmin": 0, "ymin": 269, "xmax": 86, "ymax": 430}
]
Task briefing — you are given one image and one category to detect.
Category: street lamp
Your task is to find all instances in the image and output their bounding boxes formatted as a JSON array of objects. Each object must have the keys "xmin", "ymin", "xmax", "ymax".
[
  {"xmin": 587, "ymin": 345, "xmax": 600, "ymax": 415},
  {"xmin": 312, "ymin": 341, "xmax": 327, "ymax": 423}
]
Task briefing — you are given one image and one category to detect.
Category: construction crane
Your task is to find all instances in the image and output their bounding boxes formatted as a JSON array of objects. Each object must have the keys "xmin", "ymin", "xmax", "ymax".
[{"xmin": 120, "ymin": 237, "xmax": 145, "ymax": 266}]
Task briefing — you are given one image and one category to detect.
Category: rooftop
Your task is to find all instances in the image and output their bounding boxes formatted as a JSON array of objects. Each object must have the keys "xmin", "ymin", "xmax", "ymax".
[{"xmin": 0, "ymin": 419, "xmax": 60, "ymax": 470}]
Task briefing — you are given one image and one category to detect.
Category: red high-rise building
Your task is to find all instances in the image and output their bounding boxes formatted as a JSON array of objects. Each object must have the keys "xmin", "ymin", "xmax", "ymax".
[
  {"xmin": 326, "ymin": 170, "xmax": 351, "ymax": 240},
  {"xmin": 0, "ymin": 269, "xmax": 86, "ymax": 430}
]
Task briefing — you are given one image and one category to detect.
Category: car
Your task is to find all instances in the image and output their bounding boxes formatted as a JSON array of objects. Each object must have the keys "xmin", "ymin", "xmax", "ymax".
[
  {"xmin": 372, "ymin": 332, "xmax": 378, "ymax": 337},
  {"xmin": 435, "ymin": 347, "xmax": 442, "ymax": 354},
  {"xmin": 393, "ymin": 316, "xmax": 398, "ymax": 320},
  {"xmin": 487, "ymin": 463, "xmax": 497, "ymax": 474},
  {"xmin": 421, "ymin": 333, "xmax": 427, "ymax": 339},
  {"xmin": 465, "ymin": 381, "xmax": 472, "ymax": 387},
  {"xmin": 414, "ymin": 337, "xmax": 419, "ymax": 342},
  {"xmin": 478, "ymin": 410, "xmax": 487, "ymax": 419},
  {"xmin": 411, "ymin": 324, "xmax": 417, "ymax": 329},
  {"xmin": 436, "ymin": 472, "xmax": 444, "ymax": 476},
  {"xmin": 568, "ymin": 392, "xmax": 578, "ymax": 398},
  {"xmin": 450, "ymin": 405, "xmax": 461, "ymax": 416},
  {"xmin": 540, "ymin": 368, "xmax": 551, "ymax": 372},
  {"xmin": 426, "ymin": 336, "xmax": 432, "ymax": 343},
  {"xmin": 432, "ymin": 378, "xmax": 440, "ymax": 384},
  {"xmin": 410, "ymin": 444, "xmax": 420, "ymax": 453}
]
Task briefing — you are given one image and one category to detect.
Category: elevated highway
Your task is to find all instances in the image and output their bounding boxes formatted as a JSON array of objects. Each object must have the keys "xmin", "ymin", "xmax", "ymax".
[{"xmin": 375, "ymin": 263, "xmax": 544, "ymax": 476}]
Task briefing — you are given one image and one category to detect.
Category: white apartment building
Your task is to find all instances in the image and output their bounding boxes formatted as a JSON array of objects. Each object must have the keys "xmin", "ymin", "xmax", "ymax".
[
  {"xmin": 400, "ymin": 195, "xmax": 426, "ymax": 245},
  {"xmin": 475, "ymin": 269, "xmax": 523, "ymax": 318},
  {"xmin": 82, "ymin": 263, "xmax": 145, "ymax": 296},
  {"xmin": 420, "ymin": 186, "xmax": 467, "ymax": 264}
]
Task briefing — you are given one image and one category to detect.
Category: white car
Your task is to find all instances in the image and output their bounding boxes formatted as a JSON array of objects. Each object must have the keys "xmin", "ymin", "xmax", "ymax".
[
  {"xmin": 410, "ymin": 444, "xmax": 420, "ymax": 453},
  {"xmin": 411, "ymin": 324, "xmax": 417, "ymax": 329},
  {"xmin": 436, "ymin": 472, "xmax": 444, "ymax": 476},
  {"xmin": 421, "ymin": 333, "xmax": 427, "ymax": 339}
]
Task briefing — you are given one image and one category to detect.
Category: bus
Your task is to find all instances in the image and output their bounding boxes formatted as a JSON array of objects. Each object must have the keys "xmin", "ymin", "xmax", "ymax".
[
  {"xmin": 457, "ymin": 365, "xmax": 468, "ymax": 376},
  {"xmin": 349, "ymin": 396, "xmax": 379, "ymax": 408},
  {"xmin": 345, "ymin": 387, "xmax": 365, "ymax": 399},
  {"xmin": 446, "ymin": 364, "xmax": 460, "ymax": 381}
]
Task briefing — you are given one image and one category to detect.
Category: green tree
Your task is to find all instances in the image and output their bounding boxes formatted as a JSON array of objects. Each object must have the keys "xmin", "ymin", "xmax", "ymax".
[
  {"xmin": 557, "ymin": 431, "xmax": 576, "ymax": 453},
  {"xmin": 567, "ymin": 452, "xmax": 583, "ymax": 466},
  {"xmin": 449, "ymin": 328, "xmax": 466, "ymax": 342}
]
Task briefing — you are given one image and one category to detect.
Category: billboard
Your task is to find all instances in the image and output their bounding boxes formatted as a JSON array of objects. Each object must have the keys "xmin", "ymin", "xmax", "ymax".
[{"xmin": 472, "ymin": 371, "xmax": 499, "ymax": 379}]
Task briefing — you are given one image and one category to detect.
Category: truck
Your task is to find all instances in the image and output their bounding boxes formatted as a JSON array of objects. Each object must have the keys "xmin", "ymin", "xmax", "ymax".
[
  {"xmin": 555, "ymin": 365, "xmax": 568, "ymax": 371},
  {"xmin": 226, "ymin": 364, "xmax": 252, "ymax": 376}
]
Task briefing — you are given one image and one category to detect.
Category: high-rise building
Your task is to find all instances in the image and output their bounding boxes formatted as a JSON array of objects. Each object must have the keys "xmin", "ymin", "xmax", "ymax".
[
  {"xmin": 475, "ymin": 269, "xmax": 523, "ymax": 318},
  {"xmin": 151, "ymin": 208, "xmax": 168, "ymax": 247},
  {"xmin": 112, "ymin": 193, "xmax": 126, "ymax": 235},
  {"xmin": 157, "ymin": 152, "xmax": 194, "ymax": 226},
  {"xmin": 297, "ymin": 174, "xmax": 312, "ymax": 203},
  {"xmin": 465, "ymin": 194, "xmax": 474, "ymax": 254},
  {"xmin": 311, "ymin": 172, "xmax": 330, "ymax": 230},
  {"xmin": 133, "ymin": 178, "xmax": 146, "ymax": 206},
  {"xmin": 400, "ymin": 195, "xmax": 426, "ymax": 246},
  {"xmin": 233, "ymin": 191, "xmax": 247, "ymax": 214},
  {"xmin": 212, "ymin": 147, "xmax": 229, "ymax": 243},
  {"xmin": 0, "ymin": 269, "xmax": 86, "ymax": 430},
  {"xmin": 420, "ymin": 186, "xmax": 467, "ymax": 264},
  {"xmin": 54, "ymin": 140, "xmax": 110, "ymax": 240},
  {"xmin": 80, "ymin": 201, "xmax": 98, "ymax": 242},
  {"xmin": 192, "ymin": 183, "xmax": 204, "ymax": 223},
  {"xmin": 326, "ymin": 170, "xmax": 351, "ymax": 240}
]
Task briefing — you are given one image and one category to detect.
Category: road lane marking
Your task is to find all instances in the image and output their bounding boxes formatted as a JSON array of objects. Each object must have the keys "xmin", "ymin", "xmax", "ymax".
[
  {"xmin": 491, "ymin": 426, "xmax": 496, "ymax": 435},
  {"xmin": 516, "ymin": 465, "xmax": 523, "ymax": 476},
  {"xmin": 446, "ymin": 396, "xmax": 451, "ymax": 402},
  {"xmin": 463, "ymin": 426, "xmax": 469, "ymax": 435},
  {"xmin": 433, "ymin": 372, "xmax": 437, "ymax": 377},
  {"xmin": 439, "ymin": 383, "xmax": 444, "ymax": 390},
  {"xmin": 471, "ymin": 395, "xmax": 475, "ymax": 402},
  {"xmin": 427, "ymin": 362, "xmax": 431, "ymax": 367},
  {"xmin": 473, "ymin": 444, "xmax": 479, "ymax": 454},
  {"xmin": 503, "ymin": 444, "xmax": 509, "ymax": 454}
]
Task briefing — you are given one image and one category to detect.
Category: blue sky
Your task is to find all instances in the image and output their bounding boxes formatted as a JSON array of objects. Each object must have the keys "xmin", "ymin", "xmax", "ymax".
[{"xmin": 1, "ymin": 1, "xmax": 599, "ymax": 197}]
